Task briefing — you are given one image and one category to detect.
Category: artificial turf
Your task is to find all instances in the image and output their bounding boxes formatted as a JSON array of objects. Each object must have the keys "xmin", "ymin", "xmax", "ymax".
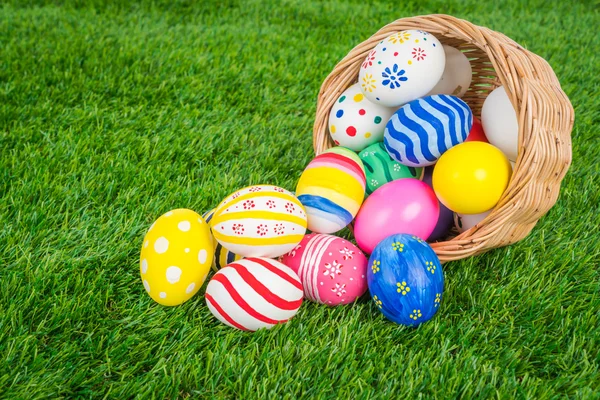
[{"xmin": 1, "ymin": 0, "xmax": 599, "ymax": 398}]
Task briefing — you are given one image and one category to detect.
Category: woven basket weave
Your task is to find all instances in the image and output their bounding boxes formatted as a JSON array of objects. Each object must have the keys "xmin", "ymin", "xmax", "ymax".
[{"xmin": 313, "ymin": 14, "xmax": 574, "ymax": 262}]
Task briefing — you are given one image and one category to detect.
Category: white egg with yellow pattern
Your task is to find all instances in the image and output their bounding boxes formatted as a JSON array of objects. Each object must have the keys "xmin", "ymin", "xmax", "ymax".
[
  {"xmin": 210, "ymin": 185, "xmax": 308, "ymax": 258},
  {"xmin": 140, "ymin": 208, "xmax": 214, "ymax": 306}
]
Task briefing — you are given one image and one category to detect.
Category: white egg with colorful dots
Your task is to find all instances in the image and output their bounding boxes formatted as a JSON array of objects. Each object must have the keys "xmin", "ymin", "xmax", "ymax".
[
  {"xmin": 328, "ymin": 83, "xmax": 396, "ymax": 152},
  {"xmin": 359, "ymin": 30, "xmax": 446, "ymax": 107}
]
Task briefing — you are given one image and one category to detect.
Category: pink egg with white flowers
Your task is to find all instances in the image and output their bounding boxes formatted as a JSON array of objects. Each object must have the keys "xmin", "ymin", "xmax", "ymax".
[{"xmin": 280, "ymin": 234, "xmax": 368, "ymax": 306}]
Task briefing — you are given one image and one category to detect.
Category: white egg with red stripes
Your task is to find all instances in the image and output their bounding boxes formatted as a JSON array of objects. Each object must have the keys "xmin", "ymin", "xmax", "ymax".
[{"xmin": 205, "ymin": 257, "xmax": 304, "ymax": 331}]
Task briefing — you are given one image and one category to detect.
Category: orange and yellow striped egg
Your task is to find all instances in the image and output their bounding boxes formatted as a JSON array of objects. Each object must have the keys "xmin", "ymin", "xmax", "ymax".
[
  {"xmin": 295, "ymin": 147, "xmax": 366, "ymax": 234},
  {"xmin": 210, "ymin": 185, "xmax": 308, "ymax": 258},
  {"xmin": 140, "ymin": 208, "xmax": 214, "ymax": 306}
]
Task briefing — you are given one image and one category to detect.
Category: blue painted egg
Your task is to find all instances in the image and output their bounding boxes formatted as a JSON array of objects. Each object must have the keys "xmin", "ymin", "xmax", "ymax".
[
  {"xmin": 367, "ymin": 234, "xmax": 444, "ymax": 326},
  {"xmin": 384, "ymin": 94, "xmax": 473, "ymax": 167}
]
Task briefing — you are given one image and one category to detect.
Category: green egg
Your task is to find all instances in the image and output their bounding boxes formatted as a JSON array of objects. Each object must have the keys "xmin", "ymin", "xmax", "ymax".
[{"xmin": 359, "ymin": 142, "xmax": 424, "ymax": 196}]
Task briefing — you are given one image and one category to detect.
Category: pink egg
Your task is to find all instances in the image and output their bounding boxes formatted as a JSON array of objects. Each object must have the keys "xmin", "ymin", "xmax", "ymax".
[
  {"xmin": 280, "ymin": 234, "xmax": 368, "ymax": 306},
  {"xmin": 353, "ymin": 179, "xmax": 439, "ymax": 254}
]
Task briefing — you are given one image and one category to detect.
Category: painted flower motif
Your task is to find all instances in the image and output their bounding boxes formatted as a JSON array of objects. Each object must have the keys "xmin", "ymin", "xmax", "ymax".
[
  {"xmin": 284, "ymin": 202, "xmax": 295, "ymax": 213},
  {"xmin": 371, "ymin": 178, "xmax": 379, "ymax": 187},
  {"xmin": 339, "ymin": 247, "xmax": 354, "ymax": 260},
  {"xmin": 331, "ymin": 283, "xmax": 347, "ymax": 297},
  {"xmin": 266, "ymin": 200, "xmax": 276, "ymax": 209},
  {"xmin": 243, "ymin": 200, "xmax": 255, "ymax": 210},
  {"xmin": 232, "ymin": 223, "xmax": 245, "ymax": 235},
  {"xmin": 381, "ymin": 64, "xmax": 408, "ymax": 89},
  {"xmin": 323, "ymin": 260, "xmax": 343, "ymax": 279},
  {"xmin": 232, "ymin": 192, "xmax": 241, "ymax": 199},
  {"xmin": 435, "ymin": 293, "xmax": 441, "ymax": 307},
  {"xmin": 426, "ymin": 261, "xmax": 436, "ymax": 274},
  {"xmin": 249, "ymin": 187, "xmax": 262, "ymax": 192},
  {"xmin": 397, "ymin": 281, "xmax": 410, "ymax": 295},
  {"xmin": 287, "ymin": 243, "xmax": 302, "ymax": 258},
  {"xmin": 409, "ymin": 309, "xmax": 422, "ymax": 320},
  {"xmin": 371, "ymin": 260, "xmax": 381, "ymax": 274},
  {"xmin": 412, "ymin": 47, "xmax": 426, "ymax": 61},
  {"xmin": 388, "ymin": 31, "xmax": 411, "ymax": 44},
  {"xmin": 273, "ymin": 223, "xmax": 285, "ymax": 235},
  {"xmin": 393, "ymin": 163, "xmax": 402, "ymax": 171},
  {"xmin": 373, "ymin": 295, "xmax": 383, "ymax": 308},
  {"xmin": 273, "ymin": 187, "xmax": 285, "ymax": 192},
  {"xmin": 416, "ymin": 30, "xmax": 429, "ymax": 36},
  {"xmin": 391, "ymin": 242, "xmax": 404, "ymax": 252},
  {"xmin": 362, "ymin": 73, "xmax": 376, "ymax": 93},
  {"xmin": 257, "ymin": 224, "xmax": 268, "ymax": 236},
  {"xmin": 362, "ymin": 50, "xmax": 376, "ymax": 69},
  {"xmin": 412, "ymin": 235, "xmax": 424, "ymax": 243}
]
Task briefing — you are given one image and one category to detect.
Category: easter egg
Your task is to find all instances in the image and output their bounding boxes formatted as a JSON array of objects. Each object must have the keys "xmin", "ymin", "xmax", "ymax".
[
  {"xmin": 368, "ymin": 234, "xmax": 444, "ymax": 326},
  {"xmin": 210, "ymin": 185, "xmax": 307, "ymax": 259},
  {"xmin": 359, "ymin": 30, "xmax": 445, "ymax": 107},
  {"xmin": 422, "ymin": 166, "xmax": 454, "ymax": 241},
  {"xmin": 139, "ymin": 209, "xmax": 214, "ymax": 306},
  {"xmin": 454, "ymin": 210, "xmax": 492, "ymax": 233},
  {"xmin": 433, "ymin": 142, "xmax": 512, "ymax": 214},
  {"xmin": 384, "ymin": 94, "xmax": 473, "ymax": 167},
  {"xmin": 481, "ymin": 86, "xmax": 519, "ymax": 161},
  {"xmin": 464, "ymin": 117, "xmax": 488, "ymax": 143},
  {"xmin": 427, "ymin": 45, "xmax": 472, "ymax": 97},
  {"xmin": 328, "ymin": 83, "xmax": 396, "ymax": 152},
  {"xmin": 359, "ymin": 141, "xmax": 424, "ymax": 196},
  {"xmin": 354, "ymin": 179, "xmax": 439, "ymax": 254},
  {"xmin": 296, "ymin": 147, "xmax": 366, "ymax": 234},
  {"xmin": 203, "ymin": 209, "xmax": 243, "ymax": 271},
  {"xmin": 280, "ymin": 234, "xmax": 368, "ymax": 306},
  {"xmin": 205, "ymin": 257, "xmax": 303, "ymax": 331}
]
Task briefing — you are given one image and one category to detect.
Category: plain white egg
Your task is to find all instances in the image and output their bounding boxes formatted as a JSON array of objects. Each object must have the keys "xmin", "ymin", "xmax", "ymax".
[
  {"xmin": 481, "ymin": 86, "xmax": 519, "ymax": 161},
  {"xmin": 454, "ymin": 210, "xmax": 492, "ymax": 233},
  {"xmin": 427, "ymin": 45, "xmax": 472, "ymax": 97}
]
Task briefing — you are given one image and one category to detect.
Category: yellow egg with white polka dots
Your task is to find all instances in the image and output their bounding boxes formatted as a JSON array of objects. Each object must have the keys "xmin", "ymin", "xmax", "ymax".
[{"xmin": 139, "ymin": 209, "xmax": 214, "ymax": 306}]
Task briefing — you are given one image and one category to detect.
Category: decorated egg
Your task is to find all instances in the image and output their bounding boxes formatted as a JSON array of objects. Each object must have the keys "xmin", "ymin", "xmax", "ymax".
[
  {"xmin": 368, "ymin": 234, "xmax": 444, "ymax": 326},
  {"xmin": 427, "ymin": 45, "xmax": 472, "ymax": 97},
  {"xmin": 359, "ymin": 141, "xmax": 424, "ymax": 196},
  {"xmin": 203, "ymin": 209, "xmax": 243, "ymax": 271},
  {"xmin": 359, "ymin": 30, "xmax": 445, "ymax": 107},
  {"xmin": 296, "ymin": 147, "xmax": 366, "ymax": 234},
  {"xmin": 328, "ymin": 83, "xmax": 397, "ymax": 152},
  {"xmin": 481, "ymin": 86, "xmax": 519, "ymax": 161},
  {"xmin": 422, "ymin": 166, "xmax": 454, "ymax": 241},
  {"xmin": 384, "ymin": 94, "xmax": 473, "ymax": 167},
  {"xmin": 433, "ymin": 142, "xmax": 512, "ymax": 214},
  {"xmin": 454, "ymin": 210, "xmax": 492, "ymax": 233},
  {"xmin": 464, "ymin": 117, "xmax": 488, "ymax": 143},
  {"xmin": 210, "ymin": 185, "xmax": 307, "ymax": 259},
  {"xmin": 354, "ymin": 179, "xmax": 439, "ymax": 254},
  {"xmin": 205, "ymin": 257, "xmax": 303, "ymax": 331},
  {"xmin": 280, "ymin": 234, "xmax": 368, "ymax": 306},
  {"xmin": 139, "ymin": 209, "xmax": 214, "ymax": 306}
]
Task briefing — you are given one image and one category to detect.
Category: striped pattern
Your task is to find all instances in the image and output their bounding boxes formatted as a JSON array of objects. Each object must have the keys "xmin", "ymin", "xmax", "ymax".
[
  {"xmin": 360, "ymin": 141, "xmax": 424, "ymax": 196},
  {"xmin": 210, "ymin": 185, "xmax": 307, "ymax": 258},
  {"xmin": 296, "ymin": 147, "xmax": 366, "ymax": 233},
  {"xmin": 297, "ymin": 234, "xmax": 337, "ymax": 303},
  {"xmin": 203, "ymin": 209, "xmax": 243, "ymax": 272},
  {"xmin": 205, "ymin": 257, "xmax": 303, "ymax": 331},
  {"xmin": 384, "ymin": 94, "xmax": 473, "ymax": 167}
]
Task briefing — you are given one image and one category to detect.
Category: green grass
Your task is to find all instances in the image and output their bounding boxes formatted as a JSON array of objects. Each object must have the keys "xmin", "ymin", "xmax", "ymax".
[{"xmin": 1, "ymin": 0, "xmax": 599, "ymax": 398}]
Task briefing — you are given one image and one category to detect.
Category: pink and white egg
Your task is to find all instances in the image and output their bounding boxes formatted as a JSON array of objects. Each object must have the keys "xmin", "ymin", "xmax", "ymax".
[{"xmin": 280, "ymin": 234, "xmax": 368, "ymax": 306}]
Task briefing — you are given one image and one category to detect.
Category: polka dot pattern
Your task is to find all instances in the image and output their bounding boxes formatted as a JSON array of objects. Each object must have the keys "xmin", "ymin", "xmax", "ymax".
[
  {"xmin": 328, "ymin": 83, "xmax": 396, "ymax": 152},
  {"xmin": 139, "ymin": 208, "xmax": 214, "ymax": 306}
]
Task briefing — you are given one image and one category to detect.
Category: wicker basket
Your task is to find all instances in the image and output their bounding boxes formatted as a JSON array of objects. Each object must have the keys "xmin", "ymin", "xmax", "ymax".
[{"xmin": 313, "ymin": 14, "xmax": 574, "ymax": 262}]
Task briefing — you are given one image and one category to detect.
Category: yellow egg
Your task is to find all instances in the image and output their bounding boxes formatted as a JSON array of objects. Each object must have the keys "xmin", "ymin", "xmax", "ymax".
[
  {"xmin": 139, "ymin": 208, "xmax": 214, "ymax": 306},
  {"xmin": 432, "ymin": 142, "xmax": 512, "ymax": 214}
]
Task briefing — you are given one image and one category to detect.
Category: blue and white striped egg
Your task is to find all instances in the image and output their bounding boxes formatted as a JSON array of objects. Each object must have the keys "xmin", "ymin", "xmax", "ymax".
[{"xmin": 384, "ymin": 94, "xmax": 473, "ymax": 167}]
